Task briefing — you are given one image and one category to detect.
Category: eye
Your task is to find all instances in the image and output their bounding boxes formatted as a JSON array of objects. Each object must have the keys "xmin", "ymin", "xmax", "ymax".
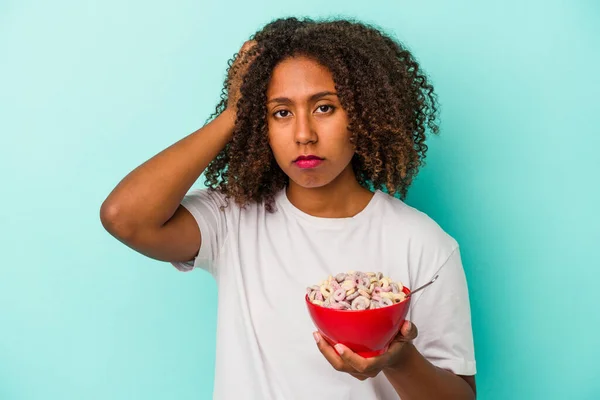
[
  {"xmin": 316, "ymin": 105, "xmax": 335, "ymax": 113},
  {"xmin": 273, "ymin": 109, "xmax": 291, "ymax": 118},
  {"xmin": 271, "ymin": 105, "xmax": 336, "ymax": 119}
]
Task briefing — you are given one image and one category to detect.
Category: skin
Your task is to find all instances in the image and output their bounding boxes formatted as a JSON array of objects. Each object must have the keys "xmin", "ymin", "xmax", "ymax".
[
  {"xmin": 266, "ymin": 55, "xmax": 374, "ymax": 218},
  {"xmin": 266, "ymin": 56, "xmax": 476, "ymax": 398},
  {"xmin": 314, "ymin": 321, "xmax": 476, "ymax": 399}
]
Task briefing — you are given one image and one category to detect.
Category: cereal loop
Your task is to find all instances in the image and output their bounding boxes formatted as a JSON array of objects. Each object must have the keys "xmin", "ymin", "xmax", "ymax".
[
  {"xmin": 351, "ymin": 296, "xmax": 370, "ymax": 310},
  {"xmin": 307, "ymin": 271, "xmax": 406, "ymax": 310},
  {"xmin": 333, "ymin": 288, "xmax": 346, "ymax": 301}
]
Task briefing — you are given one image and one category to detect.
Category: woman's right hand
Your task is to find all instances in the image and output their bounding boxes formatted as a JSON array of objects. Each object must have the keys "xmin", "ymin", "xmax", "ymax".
[{"xmin": 227, "ymin": 40, "xmax": 259, "ymax": 114}]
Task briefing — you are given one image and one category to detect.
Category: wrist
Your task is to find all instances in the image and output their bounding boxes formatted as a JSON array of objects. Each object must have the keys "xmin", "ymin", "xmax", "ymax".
[
  {"xmin": 218, "ymin": 108, "xmax": 236, "ymax": 140},
  {"xmin": 384, "ymin": 342, "xmax": 416, "ymax": 373}
]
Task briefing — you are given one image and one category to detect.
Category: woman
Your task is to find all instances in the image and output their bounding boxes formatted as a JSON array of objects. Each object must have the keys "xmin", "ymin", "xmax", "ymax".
[{"xmin": 101, "ymin": 17, "xmax": 477, "ymax": 399}]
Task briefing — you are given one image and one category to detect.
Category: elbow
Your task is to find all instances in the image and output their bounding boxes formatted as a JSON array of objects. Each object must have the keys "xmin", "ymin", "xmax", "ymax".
[{"xmin": 100, "ymin": 201, "xmax": 136, "ymax": 241}]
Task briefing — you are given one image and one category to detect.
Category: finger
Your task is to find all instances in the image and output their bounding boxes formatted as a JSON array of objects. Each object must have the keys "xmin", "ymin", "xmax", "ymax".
[
  {"xmin": 349, "ymin": 372, "xmax": 369, "ymax": 381},
  {"xmin": 314, "ymin": 334, "xmax": 374, "ymax": 380},
  {"xmin": 313, "ymin": 332, "xmax": 348, "ymax": 372},
  {"xmin": 386, "ymin": 339, "xmax": 408, "ymax": 356},
  {"xmin": 241, "ymin": 41, "xmax": 259, "ymax": 60},
  {"xmin": 334, "ymin": 343, "xmax": 386, "ymax": 375},
  {"xmin": 241, "ymin": 40, "xmax": 256, "ymax": 52},
  {"xmin": 398, "ymin": 320, "xmax": 418, "ymax": 341}
]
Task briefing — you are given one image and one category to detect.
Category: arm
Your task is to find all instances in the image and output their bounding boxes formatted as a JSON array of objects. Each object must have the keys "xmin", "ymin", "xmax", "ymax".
[
  {"xmin": 99, "ymin": 108, "xmax": 235, "ymax": 262},
  {"xmin": 383, "ymin": 342, "xmax": 476, "ymax": 399},
  {"xmin": 385, "ymin": 246, "xmax": 477, "ymax": 398},
  {"xmin": 314, "ymin": 247, "xmax": 477, "ymax": 397},
  {"xmin": 314, "ymin": 322, "xmax": 476, "ymax": 400},
  {"xmin": 100, "ymin": 40, "xmax": 258, "ymax": 263}
]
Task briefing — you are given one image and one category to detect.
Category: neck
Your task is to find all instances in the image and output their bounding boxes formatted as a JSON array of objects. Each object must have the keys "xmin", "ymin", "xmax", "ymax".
[{"xmin": 286, "ymin": 165, "xmax": 374, "ymax": 218}]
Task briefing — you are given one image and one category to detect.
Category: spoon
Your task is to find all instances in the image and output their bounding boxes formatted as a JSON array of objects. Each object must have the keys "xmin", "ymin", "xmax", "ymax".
[{"xmin": 405, "ymin": 274, "xmax": 439, "ymax": 299}]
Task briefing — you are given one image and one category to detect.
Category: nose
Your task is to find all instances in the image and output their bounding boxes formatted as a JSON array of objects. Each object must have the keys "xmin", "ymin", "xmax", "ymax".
[{"xmin": 294, "ymin": 112, "xmax": 318, "ymax": 145}]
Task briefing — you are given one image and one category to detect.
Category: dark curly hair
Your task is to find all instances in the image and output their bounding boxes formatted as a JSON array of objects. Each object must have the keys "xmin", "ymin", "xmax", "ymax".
[{"xmin": 204, "ymin": 17, "xmax": 440, "ymax": 212}]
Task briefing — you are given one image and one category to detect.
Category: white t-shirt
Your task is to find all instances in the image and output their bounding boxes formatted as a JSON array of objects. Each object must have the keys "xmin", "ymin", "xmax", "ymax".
[{"xmin": 171, "ymin": 187, "xmax": 476, "ymax": 400}]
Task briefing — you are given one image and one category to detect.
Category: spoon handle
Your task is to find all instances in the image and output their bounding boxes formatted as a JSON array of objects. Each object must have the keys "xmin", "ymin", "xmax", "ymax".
[{"xmin": 407, "ymin": 274, "xmax": 439, "ymax": 298}]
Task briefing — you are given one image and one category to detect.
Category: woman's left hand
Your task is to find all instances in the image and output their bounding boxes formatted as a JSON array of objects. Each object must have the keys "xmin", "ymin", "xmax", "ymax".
[{"xmin": 313, "ymin": 320, "xmax": 418, "ymax": 381}]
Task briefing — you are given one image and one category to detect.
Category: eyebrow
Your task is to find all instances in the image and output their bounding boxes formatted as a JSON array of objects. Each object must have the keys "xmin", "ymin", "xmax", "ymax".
[{"xmin": 266, "ymin": 91, "xmax": 338, "ymax": 106}]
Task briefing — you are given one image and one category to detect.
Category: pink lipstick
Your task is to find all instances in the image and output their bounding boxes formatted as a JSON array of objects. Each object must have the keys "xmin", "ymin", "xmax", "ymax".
[{"xmin": 294, "ymin": 155, "xmax": 324, "ymax": 169}]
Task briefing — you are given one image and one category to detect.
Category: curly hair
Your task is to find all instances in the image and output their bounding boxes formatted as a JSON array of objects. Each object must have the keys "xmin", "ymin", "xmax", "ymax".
[{"xmin": 203, "ymin": 17, "xmax": 440, "ymax": 212}]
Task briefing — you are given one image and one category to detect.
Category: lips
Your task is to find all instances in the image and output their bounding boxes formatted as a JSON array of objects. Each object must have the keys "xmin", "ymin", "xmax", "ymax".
[
  {"xmin": 295, "ymin": 155, "xmax": 323, "ymax": 162},
  {"xmin": 294, "ymin": 155, "xmax": 324, "ymax": 169}
]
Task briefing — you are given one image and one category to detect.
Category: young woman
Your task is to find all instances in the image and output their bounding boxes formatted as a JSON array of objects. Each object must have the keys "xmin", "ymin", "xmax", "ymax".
[{"xmin": 101, "ymin": 17, "xmax": 477, "ymax": 400}]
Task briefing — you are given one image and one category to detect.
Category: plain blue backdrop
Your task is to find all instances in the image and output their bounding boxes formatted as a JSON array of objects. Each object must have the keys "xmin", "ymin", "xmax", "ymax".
[{"xmin": 1, "ymin": 1, "xmax": 599, "ymax": 399}]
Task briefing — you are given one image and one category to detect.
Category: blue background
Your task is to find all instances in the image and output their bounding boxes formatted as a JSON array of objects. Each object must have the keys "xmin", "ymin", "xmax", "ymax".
[{"xmin": 1, "ymin": 1, "xmax": 599, "ymax": 398}]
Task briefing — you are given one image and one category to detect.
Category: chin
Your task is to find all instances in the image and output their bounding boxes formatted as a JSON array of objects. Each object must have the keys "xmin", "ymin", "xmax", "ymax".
[{"xmin": 288, "ymin": 173, "xmax": 335, "ymax": 189}]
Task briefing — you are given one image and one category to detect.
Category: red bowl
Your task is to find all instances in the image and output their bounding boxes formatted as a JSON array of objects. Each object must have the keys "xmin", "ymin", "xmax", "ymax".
[{"xmin": 305, "ymin": 286, "xmax": 411, "ymax": 358}]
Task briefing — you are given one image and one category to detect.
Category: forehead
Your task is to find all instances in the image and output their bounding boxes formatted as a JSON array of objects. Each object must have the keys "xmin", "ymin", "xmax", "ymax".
[{"xmin": 266, "ymin": 56, "xmax": 336, "ymax": 98}]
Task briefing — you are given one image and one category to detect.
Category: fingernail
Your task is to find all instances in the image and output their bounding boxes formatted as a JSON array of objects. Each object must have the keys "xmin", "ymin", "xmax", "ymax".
[
  {"xmin": 313, "ymin": 332, "xmax": 320, "ymax": 344},
  {"xmin": 406, "ymin": 321, "xmax": 412, "ymax": 330},
  {"xmin": 334, "ymin": 344, "xmax": 345, "ymax": 355}
]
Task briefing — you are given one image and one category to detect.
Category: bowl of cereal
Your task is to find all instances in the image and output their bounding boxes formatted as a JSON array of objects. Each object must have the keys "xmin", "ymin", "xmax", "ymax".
[{"xmin": 305, "ymin": 271, "xmax": 411, "ymax": 358}]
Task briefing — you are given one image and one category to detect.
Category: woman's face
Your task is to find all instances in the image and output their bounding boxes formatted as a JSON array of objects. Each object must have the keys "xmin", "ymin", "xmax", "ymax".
[{"xmin": 266, "ymin": 56, "xmax": 355, "ymax": 189}]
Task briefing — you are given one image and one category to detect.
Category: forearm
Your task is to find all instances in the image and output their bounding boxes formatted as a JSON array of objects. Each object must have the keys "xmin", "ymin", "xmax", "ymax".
[
  {"xmin": 100, "ymin": 108, "xmax": 235, "ymax": 234},
  {"xmin": 383, "ymin": 343, "xmax": 475, "ymax": 400}
]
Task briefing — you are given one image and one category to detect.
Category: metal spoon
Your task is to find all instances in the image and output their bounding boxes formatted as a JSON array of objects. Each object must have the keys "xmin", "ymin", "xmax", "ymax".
[{"xmin": 406, "ymin": 274, "xmax": 439, "ymax": 298}]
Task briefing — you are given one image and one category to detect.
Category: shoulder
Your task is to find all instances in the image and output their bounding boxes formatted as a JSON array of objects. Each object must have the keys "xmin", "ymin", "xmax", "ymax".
[
  {"xmin": 375, "ymin": 193, "xmax": 463, "ymax": 296},
  {"xmin": 376, "ymin": 191, "xmax": 458, "ymax": 255},
  {"xmin": 182, "ymin": 187, "xmax": 233, "ymax": 211},
  {"xmin": 182, "ymin": 187, "xmax": 275, "ymax": 224}
]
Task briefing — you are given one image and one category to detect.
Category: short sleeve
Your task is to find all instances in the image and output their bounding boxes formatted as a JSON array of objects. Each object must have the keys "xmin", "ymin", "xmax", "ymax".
[
  {"xmin": 410, "ymin": 246, "xmax": 477, "ymax": 376},
  {"xmin": 170, "ymin": 188, "xmax": 228, "ymax": 278}
]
